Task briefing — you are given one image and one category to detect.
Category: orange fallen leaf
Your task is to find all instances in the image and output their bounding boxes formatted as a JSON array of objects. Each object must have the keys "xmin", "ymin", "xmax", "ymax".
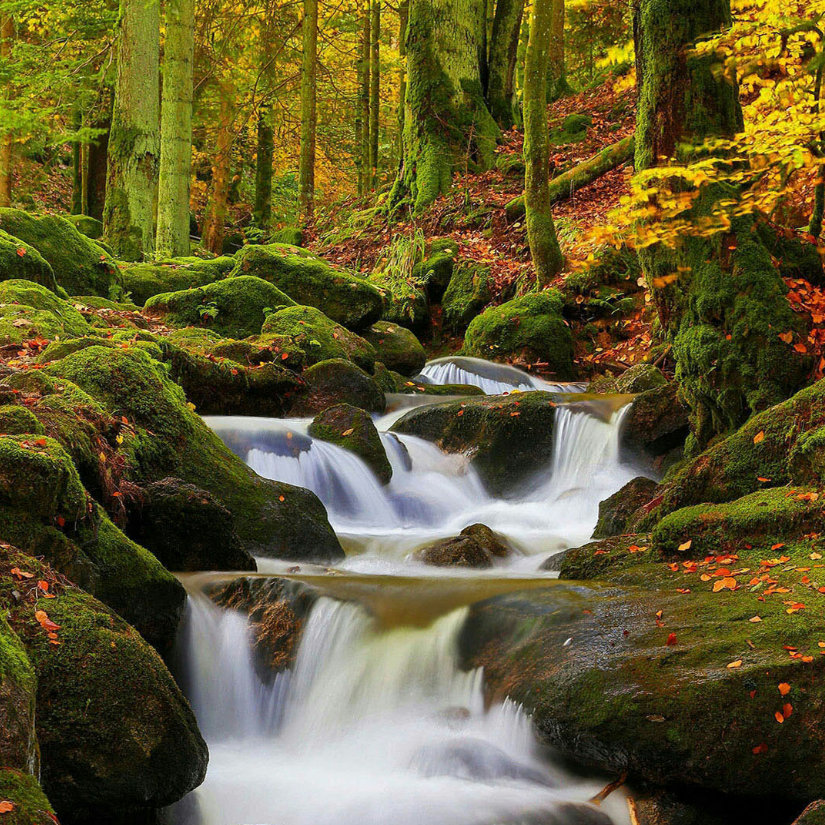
[
  {"xmin": 749, "ymin": 616, "xmax": 762, "ymax": 623},
  {"xmin": 666, "ymin": 632, "xmax": 677, "ymax": 646},
  {"xmin": 727, "ymin": 660, "xmax": 742, "ymax": 669},
  {"xmin": 775, "ymin": 711, "xmax": 785, "ymax": 724},
  {"xmin": 34, "ymin": 610, "xmax": 61, "ymax": 632},
  {"xmin": 752, "ymin": 743, "xmax": 768, "ymax": 754},
  {"xmin": 678, "ymin": 540, "xmax": 692, "ymax": 552},
  {"xmin": 779, "ymin": 683, "xmax": 791, "ymax": 696},
  {"xmin": 783, "ymin": 703, "xmax": 793, "ymax": 719},
  {"xmin": 0, "ymin": 801, "xmax": 15, "ymax": 813}
]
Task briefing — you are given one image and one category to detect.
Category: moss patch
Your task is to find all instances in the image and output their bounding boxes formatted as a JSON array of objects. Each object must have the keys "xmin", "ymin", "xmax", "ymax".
[
  {"xmin": 361, "ymin": 322, "xmax": 426, "ymax": 376},
  {"xmin": 0, "ymin": 230, "xmax": 58, "ymax": 293},
  {"xmin": 442, "ymin": 261, "xmax": 492, "ymax": 331}
]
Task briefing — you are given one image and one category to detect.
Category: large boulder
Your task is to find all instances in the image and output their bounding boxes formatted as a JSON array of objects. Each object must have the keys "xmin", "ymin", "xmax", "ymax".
[
  {"xmin": 230, "ymin": 243, "xmax": 383, "ymax": 329},
  {"xmin": 122, "ymin": 256, "xmax": 234, "ymax": 306},
  {"xmin": 144, "ymin": 275, "xmax": 295, "ymax": 338},
  {"xmin": 463, "ymin": 291, "xmax": 575, "ymax": 379},
  {"xmin": 391, "ymin": 391, "xmax": 559, "ymax": 496},
  {"xmin": 0, "ymin": 209, "xmax": 120, "ymax": 297},
  {"xmin": 37, "ymin": 346, "xmax": 343, "ymax": 563},
  {"xmin": 0, "ymin": 547, "xmax": 207, "ymax": 823},
  {"xmin": 260, "ymin": 304, "xmax": 376, "ymax": 371},
  {"xmin": 620, "ymin": 382, "xmax": 690, "ymax": 467},
  {"xmin": 308, "ymin": 403, "xmax": 392, "ymax": 483},
  {"xmin": 0, "ymin": 230, "xmax": 58, "ymax": 292},
  {"xmin": 592, "ymin": 476, "xmax": 658, "ymax": 539},
  {"xmin": 361, "ymin": 321, "xmax": 426, "ymax": 376},
  {"xmin": 0, "ymin": 616, "xmax": 37, "ymax": 774},
  {"xmin": 442, "ymin": 261, "xmax": 492, "ymax": 331},
  {"xmin": 296, "ymin": 358, "xmax": 386, "ymax": 415},
  {"xmin": 0, "ymin": 280, "xmax": 89, "ymax": 345}
]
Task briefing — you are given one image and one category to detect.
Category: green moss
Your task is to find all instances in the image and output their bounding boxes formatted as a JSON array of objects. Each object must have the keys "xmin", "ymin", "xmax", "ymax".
[
  {"xmin": 0, "ymin": 209, "xmax": 121, "ymax": 298},
  {"xmin": 463, "ymin": 291, "xmax": 575, "ymax": 378},
  {"xmin": 65, "ymin": 214, "xmax": 104, "ymax": 240},
  {"xmin": 0, "ymin": 615, "xmax": 37, "ymax": 776},
  {"xmin": 145, "ymin": 275, "xmax": 295, "ymax": 338},
  {"xmin": 231, "ymin": 244, "xmax": 384, "ymax": 329},
  {"xmin": 0, "ymin": 229, "xmax": 58, "ymax": 292},
  {"xmin": 369, "ymin": 269, "xmax": 430, "ymax": 332},
  {"xmin": 0, "ymin": 280, "xmax": 89, "ymax": 344},
  {"xmin": 411, "ymin": 249, "xmax": 455, "ymax": 302},
  {"xmin": 548, "ymin": 113, "xmax": 591, "ymax": 145},
  {"xmin": 270, "ymin": 227, "xmax": 304, "ymax": 246},
  {"xmin": 442, "ymin": 261, "xmax": 492, "ymax": 330},
  {"xmin": 361, "ymin": 322, "xmax": 426, "ymax": 376},
  {"xmin": 0, "ymin": 406, "xmax": 45, "ymax": 436},
  {"xmin": 37, "ymin": 335, "xmax": 164, "ymax": 365},
  {"xmin": 121, "ymin": 256, "xmax": 234, "ymax": 306},
  {"xmin": 299, "ymin": 358, "xmax": 386, "ymax": 414},
  {"xmin": 614, "ymin": 364, "xmax": 667, "ymax": 393},
  {"xmin": 0, "ymin": 771, "xmax": 54, "ymax": 825},
  {"xmin": 496, "ymin": 153, "xmax": 525, "ymax": 176}
]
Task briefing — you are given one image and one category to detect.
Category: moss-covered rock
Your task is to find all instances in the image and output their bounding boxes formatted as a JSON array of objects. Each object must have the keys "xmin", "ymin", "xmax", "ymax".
[
  {"xmin": 415, "ymin": 523, "xmax": 511, "ymax": 568},
  {"xmin": 463, "ymin": 291, "xmax": 575, "ymax": 379},
  {"xmin": 412, "ymin": 239, "xmax": 458, "ymax": 302},
  {"xmin": 442, "ymin": 261, "xmax": 492, "ymax": 331},
  {"xmin": 0, "ymin": 617, "xmax": 37, "ymax": 775},
  {"xmin": 0, "ymin": 548, "xmax": 207, "ymax": 823},
  {"xmin": 42, "ymin": 346, "xmax": 343, "ymax": 563},
  {"xmin": 0, "ymin": 771, "xmax": 54, "ymax": 825},
  {"xmin": 297, "ymin": 358, "xmax": 386, "ymax": 415},
  {"xmin": 391, "ymin": 391, "xmax": 559, "ymax": 496},
  {"xmin": 361, "ymin": 321, "xmax": 426, "ymax": 376},
  {"xmin": 122, "ymin": 256, "xmax": 234, "ymax": 306},
  {"xmin": 369, "ymin": 269, "xmax": 430, "ymax": 332},
  {"xmin": 65, "ymin": 214, "xmax": 104, "ymax": 240},
  {"xmin": 0, "ymin": 406, "xmax": 44, "ymax": 436},
  {"xmin": 308, "ymin": 404, "xmax": 392, "ymax": 483},
  {"xmin": 0, "ymin": 209, "xmax": 120, "ymax": 298},
  {"xmin": 125, "ymin": 478, "xmax": 256, "ymax": 571},
  {"xmin": 0, "ymin": 280, "xmax": 89, "ymax": 345},
  {"xmin": 621, "ymin": 382, "xmax": 690, "ymax": 465},
  {"xmin": 593, "ymin": 476, "xmax": 658, "ymax": 539},
  {"xmin": 0, "ymin": 230, "xmax": 58, "ymax": 292},
  {"xmin": 231, "ymin": 244, "xmax": 383, "ymax": 329},
  {"xmin": 496, "ymin": 152, "xmax": 525, "ymax": 176},
  {"xmin": 145, "ymin": 275, "xmax": 295, "ymax": 338},
  {"xmin": 794, "ymin": 801, "xmax": 825, "ymax": 825},
  {"xmin": 260, "ymin": 304, "xmax": 376, "ymax": 371},
  {"xmin": 614, "ymin": 363, "xmax": 667, "ymax": 394}
]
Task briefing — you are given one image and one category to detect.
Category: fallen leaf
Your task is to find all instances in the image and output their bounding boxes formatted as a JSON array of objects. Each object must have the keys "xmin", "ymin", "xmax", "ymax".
[
  {"xmin": 678, "ymin": 540, "xmax": 692, "ymax": 552},
  {"xmin": 0, "ymin": 801, "xmax": 15, "ymax": 813},
  {"xmin": 749, "ymin": 616, "xmax": 762, "ymax": 623},
  {"xmin": 775, "ymin": 711, "xmax": 785, "ymax": 724},
  {"xmin": 778, "ymin": 683, "xmax": 791, "ymax": 696},
  {"xmin": 666, "ymin": 632, "xmax": 677, "ymax": 646},
  {"xmin": 341, "ymin": 428, "xmax": 354, "ymax": 437},
  {"xmin": 753, "ymin": 431, "xmax": 765, "ymax": 444},
  {"xmin": 752, "ymin": 742, "xmax": 768, "ymax": 754},
  {"xmin": 727, "ymin": 660, "xmax": 742, "ymax": 669},
  {"xmin": 783, "ymin": 703, "xmax": 793, "ymax": 719}
]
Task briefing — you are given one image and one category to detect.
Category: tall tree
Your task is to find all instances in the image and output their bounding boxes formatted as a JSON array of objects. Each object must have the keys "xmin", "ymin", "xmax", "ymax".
[
  {"xmin": 201, "ymin": 84, "xmax": 235, "ymax": 254},
  {"xmin": 298, "ymin": 0, "xmax": 318, "ymax": 219},
  {"xmin": 635, "ymin": 0, "xmax": 808, "ymax": 447},
  {"xmin": 82, "ymin": 106, "xmax": 111, "ymax": 221},
  {"xmin": 369, "ymin": 0, "xmax": 380, "ymax": 188},
  {"xmin": 0, "ymin": 14, "xmax": 14, "ymax": 208},
  {"xmin": 523, "ymin": 0, "xmax": 564, "ymax": 286},
  {"xmin": 391, "ymin": 0, "xmax": 500, "ymax": 213},
  {"xmin": 396, "ymin": 0, "xmax": 408, "ymax": 158},
  {"xmin": 487, "ymin": 0, "xmax": 525, "ymax": 129},
  {"xmin": 104, "ymin": 0, "xmax": 160, "ymax": 260},
  {"xmin": 547, "ymin": 0, "xmax": 567, "ymax": 99},
  {"xmin": 156, "ymin": 0, "xmax": 196, "ymax": 257},
  {"xmin": 356, "ymin": 0, "xmax": 371, "ymax": 196},
  {"xmin": 253, "ymin": 0, "xmax": 277, "ymax": 229}
]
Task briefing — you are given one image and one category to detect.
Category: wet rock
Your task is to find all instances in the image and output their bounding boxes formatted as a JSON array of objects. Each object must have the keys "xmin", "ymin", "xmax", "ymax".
[
  {"xmin": 391, "ymin": 391, "xmax": 559, "ymax": 496},
  {"xmin": 0, "ymin": 548, "xmax": 207, "ymax": 824},
  {"xmin": 308, "ymin": 403, "xmax": 392, "ymax": 483},
  {"xmin": 0, "ymin": 229, "xmax": 58, "ymax": 293},
  {"xmin": 144, "ymin": 275, "xmax": 295, "ymax": 338},
  {"xmin": 631, "ymin": 789, "xmax": 731, "ymax": 825},
  {"xmin": 297, "ymin": 358, "xmax": 386, "ymax": 415},
  {"xmin": 459, "ymin": 523, "xmax": 512, "ymax": 558},
  {"xmin": 0, "ymin": 771, "xmax": 54, "ymax": 825},
  {"xmin": 621, "ymin": 382, "xmax": 690, "ymax": 466},
  {"xmin": 415, "ymin": 524, "xmax": 512, "ymax": 568},
  {"xmin": 613, "ymin": 363, "xmax": 667, "ymax": 394},
  {"xmin": 592, "ymin": 476, "xmax": 657, "ymax": 539},
  {"xmin": 121, "ymin": 255, "xmax": 234, "ymax": 306},
  {"xmin": 125, "ymin": 478, "xmax": 256, "ymax": 572},
  {"xmin": 442, "ymin": 261, "xmax": 493, "ymax": 330},
  {"xmin": 362, "ymin": 321, "xmax": 427, "ymax": 376},
  {"xmin": 489, "ymin": 804, "xmax": 612, "ymax": 825},
  {"xmin": 231, "ymin": 243, "xmax": 383, "ymax": 329},
  {"xmin": 463, "ymin": 291, "xmax": 575, "ymax": 380}
]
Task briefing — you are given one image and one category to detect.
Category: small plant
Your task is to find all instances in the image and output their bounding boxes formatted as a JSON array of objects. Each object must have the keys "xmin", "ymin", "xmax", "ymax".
[{"xmin": 197, "ymin": 302, "xmax": 220, "ymax": 323}]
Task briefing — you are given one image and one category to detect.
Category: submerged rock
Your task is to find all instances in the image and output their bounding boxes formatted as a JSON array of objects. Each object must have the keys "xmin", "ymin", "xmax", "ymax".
[
  {"xmin": 362, "ymin": 321, "xmax": 427, "ymax": 376},
  {"xmin": 592, "ymin": 476, "xmax": 657, "ymax": 539}
]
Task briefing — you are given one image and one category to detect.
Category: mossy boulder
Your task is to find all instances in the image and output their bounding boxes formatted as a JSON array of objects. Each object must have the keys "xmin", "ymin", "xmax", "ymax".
[
  {"xmin": 496, "ymin": 153, "xmax": 525, "ymax": 176},
  {"xmin": 0, "ymin": 771, "xmax": 54, "ymax": 825},
  {"xmin": 42, "ymin": 346, "xmax": 343, "ymax": 563},
  {"xmin": 0, "ymin": 617, "xmax": 37, "ymax": 774},
  {"xmin": 370, "ymin": 270, "xmax": 430, "ymax": 332},
  {"xmin": 361, "ymin": 321, "xmax": 426, "ymax": 376},
  {"xmin": 593, "ymin": 476, "xmax": 658, "ymax": 539},
  {"xmin": 308, "ymin": 404, "xmax": 392, "ymax": 483},
  {"xmin": 297, "ymin": 358, "xmax": 386, "ymax": 415},
  {"xmin": 621, "ymin": 382, "xmax": 690, "ymax": 465},
  {"xmin": 614, "ymin": 363, "xmax": 667, "ymax": 394},
  {"xmin": 0, "ymin": 230, "xmax": 58, "ymax": 292},
  {"xmin": 0, "ymin": 209, "xmax": 120, "ymax": 298},
  {"xmin": 231, "ymin": 243, "xmax": 383, "ymax": 329},
  {"xmin": 65, "ymin": 214, "xmax": 103, "ymax": 240},
  {"xmin": 125, "ymin": 478, "xmax": 256, "ymax": 571},
  {"xmin": 391, "ymin": 391, "xmax": 559, "ymax": 496},
  {"xmin": 260, "ymin": 304, "xmax": 376, "ymax": 371},
  {"xmin": 122, "ymin": 256, "xmax": 234, "ymax": 306},
  {"xmin": 144, "ymin": 275, "xmax": 295, "ymax": 338},
  {"xmin": 0, "ymin": 280, "xmax": 89, "ymax": 345},
  {"xmin": 463, "ymin": 291, "xmax": 575, "ymax": 379},
  {"xmin": 0, "ymin": 406, "xmax": 44, "ymax": 436},
  {"xmin": 442, "ymin": 261, "xmax": 493, "ymax": 330},
  {"xmin": 795, "ymin": 802, "xmax": 825, "ymax": 825},
  {"xmin": 412, "ymin": 239, "xmax": 458, "ymax": 302},
  {"xmin": 0, "ymin": 549, "xmax": 207, "ymax": 823}
]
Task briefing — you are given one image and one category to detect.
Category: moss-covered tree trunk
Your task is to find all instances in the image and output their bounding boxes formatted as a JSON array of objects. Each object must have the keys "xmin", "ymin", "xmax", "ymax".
[
  {"xmin": 71, "ymin": 109, "xmax": 83, "ymax": 215},
  {"xmin": 487, "ymin": 0, "xmax": 525, "ymax": 129},
  {"xmin": 253, "ymin": 0, "xmax": 277, "ymax": 228},
  {"xmin": 547, "ymin": 0, "xmax": 568, "ymax": 99},
  {"xmin": 391, "ymin": 0, "xmax": 500, "ymax": 213},
  {"xmin": 636, "ymin": 0, "xmax": 809, "ymax": 448},
  {"xmin": 0, "ymin": 15, "xmax": 14, "ymax": 208},
  {"xmin": 298, "ymin": 0, "xmax": 318, "ymax": 220},
  {"xmin": 396, "ymin": 0, "xmax": 409, "ymax": 158},
  {"xmin": 104, "ymin": 0, "xmax": 160, "ymax": 261},
  {"xmin": 156, "ymin": 0, "xmax": 195, "ymax": 257},
  {"xmin": 523, "ymin": 0, "xmax": 563, "ymax": 287},
  {"xmin": 201, "ymin": 86, "xmax": 235, "ymax": 254},
  {"xmin": 83, "ymin": 110, "xmax": 111, "ymax": 221},
  {"xmin": 369, "ymin": 0, "xmax": 381, "ymax": 188},
  {"xmin": 356, "ymin": 0, "xmax": 371, "ymax": 196}
]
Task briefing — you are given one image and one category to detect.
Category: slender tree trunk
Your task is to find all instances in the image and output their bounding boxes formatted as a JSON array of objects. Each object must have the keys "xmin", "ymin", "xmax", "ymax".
[
  {"xmin": 0, "ymin": 15, "xmax": 14, "ymax": 208},
  {"xmin": 156, "ymin": 0, "xmax": 195, "ymax": 257},
  {"xmin": 808, "ymin": 62, "xmax": 824, "ymax": 238},
  {"xmin": 547, "ymin": 0, "xmax": 567, "ymax": 100},
  {"xmin": 85, "ymin": 111, "xmax": 111, "ymax": 221},
  {"xmin": 487, "ymin": 0, "xmax": 525, "ymax": 129},
  {"xmin": 71, "ymin": 109, "xmax": 83, "ymax": 214},
  {"xmin": 298, "ymin": 0, "xmax": 318, "ymax": 220},
  {"xmin": 201, "ymin": 86, "xmax": 235, "ymax": 254},
  {"xmin": 396, "ymin": 0, "xmax": 408, "ymax": 160},
  {"xmin": 369, "ymin": 0, "xmax": 380, "ymax": 189},
  {"xmin": 104, "ymin": 0, "xmax": 160, "ymax": 260},
  {"xmin": 253, "ymin": 0, "xmax": 277, "ymax": 229},
  {"xmin": 524, "ymin": 0, "xmax": 563, "ymax": 287},
  {"xmin": 357, "ymin": 1, "xmax": 371, "ymax": 196},
  {"xmin": 391, "ymin": 0, "xmax": 500, "ymax": 213}
]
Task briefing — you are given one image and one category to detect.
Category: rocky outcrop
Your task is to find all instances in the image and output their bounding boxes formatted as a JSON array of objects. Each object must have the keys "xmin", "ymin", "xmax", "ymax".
[
  {"xmin": 593, "ymin": 476, "xmax": 657, "ymax": 539},
  {"xmin": 296, "ymin": 358, "xmax": 386, "ymax": 415}
]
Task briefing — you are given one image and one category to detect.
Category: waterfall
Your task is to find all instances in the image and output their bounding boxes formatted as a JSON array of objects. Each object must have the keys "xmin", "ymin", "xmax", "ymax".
[{"xmin": 172, "ymin": 587, "xmax": 622, "ymax": 825}]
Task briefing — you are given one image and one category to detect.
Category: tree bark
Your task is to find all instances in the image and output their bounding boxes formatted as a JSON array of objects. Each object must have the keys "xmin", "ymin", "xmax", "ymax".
[
  {"xmin": 369, "ymin": 0, "xmax": 380, "ymax": 189},
  {"xmin": 253, "ymin": 0, "xmax": 277, "ymax": 229},
  {"xmin": 523, "ymin": 0, "xmax": 564, "ymax": 287},
  {"xmin": 104, "ymin": 0, "xmax": 161, "ymax": 261},
  {"xmin": 85, "ymin": 111, "xmax": 111, "ymax": 221},
  {"xmin": 396, "ymin": 0, "xmax": 409, "ymax": 160},
  {"xmin": 391, "ymin": 0, "xmax": 500, "ymax": 213},
  {"xmin": 0, "ymin": 15, "xmax": 14, "ymax": 208},
  {"xmin": 547, "ymin": 0, "xmax": 567, "ymax": 100},
  {"xmin": 71, "ymin": 109, "xmax": 83, "ymax": 215},
  {"xmin": 487, "ymin": 0, "xmax": 525, "ymax": 129},
  {"xmin": 156, "ymin": 0, "xmax": 196, "ymax": 257},
  {"xmin": 201, "ymin": 86, "xmax": 235, "ymax": 254},
  {"xmin": 298, "ymin": 0, "xmax": 318, "ymax": 220},
  {"xmin": 356, "ymin": 0, "xmax": 371, "ymax": 196}
]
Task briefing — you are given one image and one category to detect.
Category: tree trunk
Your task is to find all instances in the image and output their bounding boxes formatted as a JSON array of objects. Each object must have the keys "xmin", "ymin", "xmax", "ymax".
[
  {"xmin": 71, "ymin": 109, "xmax": 83, "ymax": 215},
  {"xmin": 201, "ymin": 87, "xmax": 235, "ymax": 254},
  {"xmin": 369, "ymin": 0, "xmax": 380, "ymax": 189},
  {"xmin": 523, "ymin": 0, "xmax": 563, "ymax": 287},
  {"xmin": 298, "ymin": 0, "xmax": 318, "ymax": 220},
  {"xmin": 104, "ymin": 0, "xmax": 160, "ymax": 261},
  {"xmin": 156, "ymin": 0, "xmax": 196, "ymax": 258},
  {"xmin": 356, "ymin": 0, "xmax": 371, "ymax": 196},
  {"xmin": 85, "ymin": 112, "xmax": 111, "ymax": 221},
  {"xmin": 396, "ymin": 0, "xmax": 409, "ymax": 160},
  {"xmin": 253, "ymin": 0, "xmax": 277, "ymax": 228},
  {"xmin": 487, "ymin": 0, "xmax": 524, "ymax": 129},
  {"xmin": 547, "ymin": 0, "xmax": 568, "ymax": 100},
  {"xmin": 636, "ymin": 0, "xmax": 807, "ymax": 447},
  {"xmin": 808, "ymin": 61, "xmax": 824, "ymax": 238},
  {"xmin": 391, "ymin": 0, "xmax": 500, "ymax": 213},
  {"xmin": 0, "ymin": 15, "xmax": 14, "ymax": 208}
]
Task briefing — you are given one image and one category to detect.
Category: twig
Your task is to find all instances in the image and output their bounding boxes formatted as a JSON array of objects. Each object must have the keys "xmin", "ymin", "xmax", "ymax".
[
  {"xmin": 627, "ymin": 796, "xmax": 641, "ymax": 825},
  {"xmin": 589, "ymin": 771, "xmax": 627, "ymax": 805},
  {"xmin": 652, "ymin": 344, "xmax": 672, "ymax": 368}
]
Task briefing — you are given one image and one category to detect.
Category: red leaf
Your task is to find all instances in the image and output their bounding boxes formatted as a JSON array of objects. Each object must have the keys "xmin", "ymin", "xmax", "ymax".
[{"xmin": 666, "ymin": 632, "xmax": 677, "ymax": 646}]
